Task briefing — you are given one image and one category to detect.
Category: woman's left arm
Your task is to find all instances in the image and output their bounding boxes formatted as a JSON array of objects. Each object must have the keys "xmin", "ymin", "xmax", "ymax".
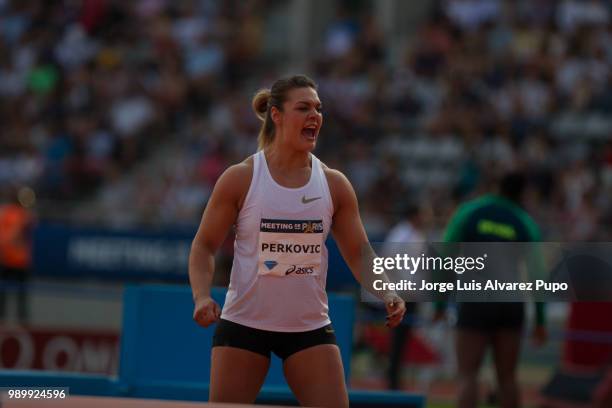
[{"xmin": 326, "ymin": 168, "xmax": 405, "ymax": 328}]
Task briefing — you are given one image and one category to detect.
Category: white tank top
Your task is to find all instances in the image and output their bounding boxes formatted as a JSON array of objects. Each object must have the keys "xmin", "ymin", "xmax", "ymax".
[{"xmin": 220, "ymin": 150, "xmax": 334, "ymax": 332}]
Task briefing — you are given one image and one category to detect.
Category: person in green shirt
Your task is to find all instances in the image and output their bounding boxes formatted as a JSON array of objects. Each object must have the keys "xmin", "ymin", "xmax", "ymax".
[{"xmin": 439, "ymin": 172, "xmax": 547, "ymax": 408}]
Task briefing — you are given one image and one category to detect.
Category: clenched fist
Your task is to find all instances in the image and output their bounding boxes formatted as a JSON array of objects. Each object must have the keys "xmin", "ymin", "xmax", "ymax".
[
  {"xmin": 384, "ymin": 293, "xmax": 406, "ymax": 328},
  {"xmin": 193, "ymin": 296, "xmax": 221, "ymax": 327}
]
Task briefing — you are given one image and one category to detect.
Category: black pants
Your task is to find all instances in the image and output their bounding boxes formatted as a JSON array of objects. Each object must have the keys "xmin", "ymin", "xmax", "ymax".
[
  {"xmin": 388, "ymin": 303, "xmax": 417, "ymax": 390},
  {"xmin": 0, "ymin": 266, "xmax": 29, "ymax": 322},
  {"xmin": 457, "ymin": 302, "xmax": 525, "ymax": 331},
  {"xmin": 388, "ymin": 323, "xmax": 412, "ymax": 390}
]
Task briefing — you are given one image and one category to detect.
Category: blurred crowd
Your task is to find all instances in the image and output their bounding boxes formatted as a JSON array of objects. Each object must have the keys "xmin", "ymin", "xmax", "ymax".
[
  {"xmin": 313, "ymin": 0, "xmax": 612, "ymax": 241},
  {"xmin": 0, "ymin": 0, "xmax": 271, "ymax": 219},
  {"xmin": 1, "ymin": 0, "xmax": 611, "ymax": 240}
]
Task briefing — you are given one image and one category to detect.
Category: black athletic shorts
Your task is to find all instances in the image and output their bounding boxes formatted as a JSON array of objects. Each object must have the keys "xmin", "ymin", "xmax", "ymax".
[
  {"xmin": 456, "ymin": 302, "xmax": 525, "ymax": 332},
  {"xmin": 212, "ymin": 319, "xmax": 337, "ymax": 360}
]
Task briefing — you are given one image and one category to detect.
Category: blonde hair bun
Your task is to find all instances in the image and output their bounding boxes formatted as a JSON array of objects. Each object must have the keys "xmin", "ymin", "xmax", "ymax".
[{"xmin": 252, "ymin": 89, "xmax": 271, "ymax": 122}]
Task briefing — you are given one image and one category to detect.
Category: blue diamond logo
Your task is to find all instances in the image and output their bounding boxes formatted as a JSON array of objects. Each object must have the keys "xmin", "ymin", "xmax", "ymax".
[{"xmin": 264, "ymin": 260, "xmax": 278, "ymax": 270}]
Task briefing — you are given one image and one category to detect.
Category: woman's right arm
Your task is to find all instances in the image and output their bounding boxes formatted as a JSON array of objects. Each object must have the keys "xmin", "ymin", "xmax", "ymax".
[{"xmin": 189, "ymin": 161, "xmax": 251, "ymax": 327}]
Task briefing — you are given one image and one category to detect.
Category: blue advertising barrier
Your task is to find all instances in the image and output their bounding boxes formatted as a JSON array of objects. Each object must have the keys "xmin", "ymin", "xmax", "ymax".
[
  {"xmin": 118, "ymin": 284, "xmax": 424, "ymax": 407},
  {"xmin": 119, "ymin": 285, "xmax": 355, "ymax": 387},
  {"xmin": 32, "ymin": 223, "xmax": 195, "ymax": 281},
  {"xmin": 31, "ymin": 223, "xmax": 357, "ymax": 290},
  {"xmin": 0, "ymin": 284, "xmax": 425, "ymax": 407}
]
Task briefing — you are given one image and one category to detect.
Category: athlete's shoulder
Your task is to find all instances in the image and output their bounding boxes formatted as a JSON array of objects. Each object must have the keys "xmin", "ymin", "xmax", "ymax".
[
  {"xmin": 219, "ymin": 156, "xmax": 253, "ymax": 182},
  {"xmin": 321, "ymin": 162, "xmax": 347, "ymax": 182},
  {"xmin": 320, "ymin": 163, "xmax": 355, "ymax": 212},
  {"xmin": 227, "ymin": 155, "xmax": 254, "ymax": 175},
  {"xmin": 487, "ymin": 194, "xmax": 540, "ymax": 228},
  {"xmin": 213, "ymin": 155, "xmax": 254, "ymax": 202},
  {"xmin": 454, "ymin": 194, "xmax": 492, "ymax": 216},
  {"xmin": 512, "ymin": 204, "xmax": 541, "ymax": 241},
  {"xmin": 477, "ymin": 194, "xmax": 541, "ymax": 240},
  {"xmin": 321, "ymin": 163, "xmax": 353, "ymax": 193},
  {"xmin": 444, "ymin": 195, "xmax": 492, "ymax": 238}
]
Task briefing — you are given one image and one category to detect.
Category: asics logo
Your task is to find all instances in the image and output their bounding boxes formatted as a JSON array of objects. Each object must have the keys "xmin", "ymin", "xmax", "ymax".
[
  {"xmin": 302, "ymin": 195, "xmax": 321, "ymax": 204},
  {"xmin": 285, "ymin": 265, "xmax": 315, "ymax": 275}
]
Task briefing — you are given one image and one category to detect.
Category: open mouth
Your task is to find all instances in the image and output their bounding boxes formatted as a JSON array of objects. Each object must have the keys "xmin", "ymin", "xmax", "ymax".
[{"xmin": 301, "ymin": 127, "xmax": 317, "ymax": 140}]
